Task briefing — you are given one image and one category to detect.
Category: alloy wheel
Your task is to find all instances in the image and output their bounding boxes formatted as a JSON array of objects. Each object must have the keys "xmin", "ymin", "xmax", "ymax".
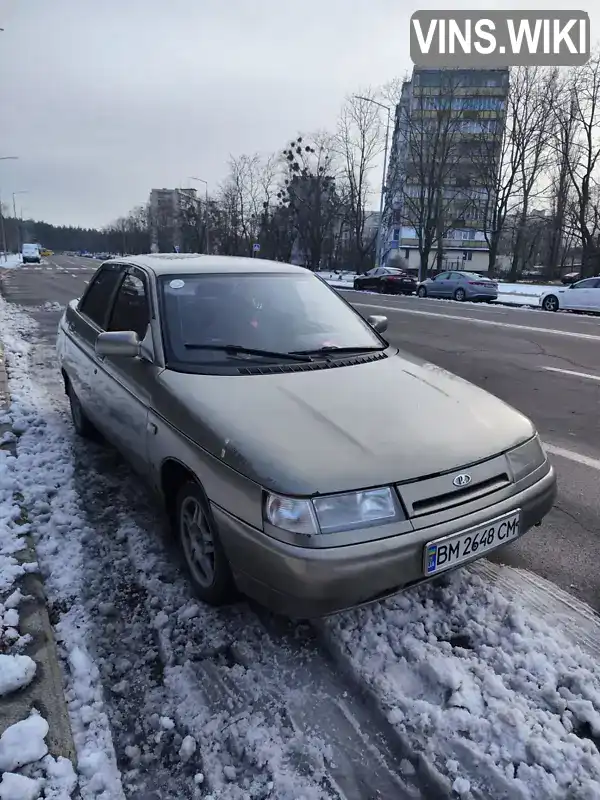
[
  {"xmin": 179, "ymin": 495, "xmax": 216, "ymax": 588},
  {"xmin": 543, "ymin": 295, "xmax": 559, "ymax": 312}
]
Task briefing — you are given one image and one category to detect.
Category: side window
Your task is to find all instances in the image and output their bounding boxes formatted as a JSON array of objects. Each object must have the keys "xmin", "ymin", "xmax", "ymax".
[
  {"xmin": 108, "ymin": 273, "xmax": 150, "ymax": 339},
  {"xmin": 78, "ymin": 267, "xmax": 122, "ymax": 328},
  {"xmin": 572, "ymin": 278, "xmax": 596, "ymax": 289}
]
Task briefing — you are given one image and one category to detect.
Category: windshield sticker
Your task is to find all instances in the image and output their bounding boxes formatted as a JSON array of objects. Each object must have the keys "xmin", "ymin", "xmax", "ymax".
[{"xmin": 169, "ymin": 279, "xmax": 185, "ymax": 289}]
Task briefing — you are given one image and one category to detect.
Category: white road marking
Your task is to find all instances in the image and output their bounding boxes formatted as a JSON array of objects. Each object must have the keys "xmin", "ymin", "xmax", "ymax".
[
  {"xmin": 353, "ymin": 302, "xmax": 600, "ymax": 342},
  {"xmin": 542, "ymin": 366, "xmax": 600, "ymax": 382},
  {"xmin": 544, "ymin": 443, "xmax": 600, "ymax": 471}
]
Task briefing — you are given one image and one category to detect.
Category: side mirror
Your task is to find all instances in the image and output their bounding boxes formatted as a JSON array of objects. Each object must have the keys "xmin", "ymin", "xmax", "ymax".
[
  {"xmin": 95, "ymin": 330, "xmax": 141, "ymax": 358},
  {"xmin": 367, "ymin": 314, "xmax": 388, "ymax": 334}
]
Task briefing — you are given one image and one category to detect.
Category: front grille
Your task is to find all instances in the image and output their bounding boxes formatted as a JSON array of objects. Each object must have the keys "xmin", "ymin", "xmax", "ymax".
[
  {"xmin": 397, "ymin": 454, "xmax": 512, "ymax": 519},
  {"xmin": 410, "ymin": 473, "xmax": 511, "ymax": 516}
]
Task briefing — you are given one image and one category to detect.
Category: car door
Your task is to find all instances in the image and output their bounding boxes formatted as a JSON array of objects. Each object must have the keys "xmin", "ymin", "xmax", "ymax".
[
  {"xmin": 362, "ymin": 268, "xmax": 381, "ymax": 291},
  {"xmin": 586, "ymin": 280, "xmax": 600, "ymax": 312},
  {"xmin": 429, "ymin": 272, "xmax": 450, "ymax": 297},
  {"xmin": 563, "ymin": 277, "xmax": 598, "ymax": 310},
  {"xmin": 98, "ymin": 267, "xmax": 158, "ymax": 478},
  {"xmin": 64, "ymin": 263, "xmax": 124, "ymax": 429}
]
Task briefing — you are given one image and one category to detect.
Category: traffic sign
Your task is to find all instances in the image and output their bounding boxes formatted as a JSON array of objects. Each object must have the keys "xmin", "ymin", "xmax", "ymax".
[{"xmin": 252, "ymin": 243, "xmax": 261, "ymax": 252}]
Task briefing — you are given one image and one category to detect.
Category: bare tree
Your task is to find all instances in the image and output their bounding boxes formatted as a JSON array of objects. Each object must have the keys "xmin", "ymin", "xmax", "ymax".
[
  {"xmin": 559, "ymin": 53, "xmax": 600, "ymax": 276},
  {"xmin": 334, "ymin": 91, "xmax": 383, "ymax": 272},
  {"xmin": 280, "ymin": 133, "xmax": 342, "ymax": 270},
  {"xmin": 472, "ymin": 67, "xmax": 556, "ymax": 278},
  {"xmin": 217, "ymin": 153, "xmax": 283, "ymax": 257}
]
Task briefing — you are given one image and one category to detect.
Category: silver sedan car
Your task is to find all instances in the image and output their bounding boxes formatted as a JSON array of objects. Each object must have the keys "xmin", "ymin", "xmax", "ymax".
[
  {"xmin": 417, "ymin": 271, "xmax": 498, "ymax": 302},
  {"xmin": 56, "ymin": 255, "xmax": 556, "ymax": 618}
]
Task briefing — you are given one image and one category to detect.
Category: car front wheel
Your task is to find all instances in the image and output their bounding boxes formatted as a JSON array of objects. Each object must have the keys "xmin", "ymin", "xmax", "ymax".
[
  {"xmin": 417, "ymin": 286, "xmax": 427, "ymax": 298},
  {"xmin": 176, "ymin": 481, "xmax": 236, "ymax": 606},
  {"xmin": 542, "ymin": 294, "xmax": 559, "ymax": 312}
]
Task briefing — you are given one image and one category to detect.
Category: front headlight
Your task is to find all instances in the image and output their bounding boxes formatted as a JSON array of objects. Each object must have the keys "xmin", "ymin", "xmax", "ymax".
[
  {"xmin": 312, "ymin": 487, "xmax": 400, "ymax": 533},
  {"xmin": 264, "ymin": 493, "xmax": 319, "ymax": 536},
  {"xmin": 506, "ymin": 434, "xmax": 547, "ymax": 482},
  {"xmin": 264, "ymin": 486, "xmax": 402, "ymax": 537}
]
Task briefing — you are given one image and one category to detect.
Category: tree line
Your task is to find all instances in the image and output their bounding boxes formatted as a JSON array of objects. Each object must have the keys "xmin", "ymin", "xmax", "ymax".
[{"xmin": 3, "ymin": 58, "xmax": 600, "ymax": 279}]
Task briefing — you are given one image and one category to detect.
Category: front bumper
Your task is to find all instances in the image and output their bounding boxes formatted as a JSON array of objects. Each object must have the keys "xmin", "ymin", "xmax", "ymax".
[{"xmin": 213, "ymin": 464, "xmax": 557, "ymax": 618}]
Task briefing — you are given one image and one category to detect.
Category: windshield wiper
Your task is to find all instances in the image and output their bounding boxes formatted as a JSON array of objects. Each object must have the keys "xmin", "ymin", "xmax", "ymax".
[
  {"xmin": 183, "ymin": 343, "xmax": 314, "ymax": 362},
  {"xmin": 290, "ymin": 345, "xmax": 387, "ymax": 356}
]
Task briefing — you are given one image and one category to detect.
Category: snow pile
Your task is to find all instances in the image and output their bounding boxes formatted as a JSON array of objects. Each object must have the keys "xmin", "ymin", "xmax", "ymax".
[
  {"xmin": 0, "ymin": 256, "xmax": 22, "ymax": 271},
  {"xmin": 324, "ymin": 570, "xmax": 600, "ymax": 799},
  {"xmin": 0, "ymin": 318, "xmax": 78, "ymax": 798},
  {"xmin": 0, "ymin": 654, "xmax": 36, "ymax": 696},
  {"xmin": 0, "ymin": 712, "xmax": 75, "ymax": 799}
]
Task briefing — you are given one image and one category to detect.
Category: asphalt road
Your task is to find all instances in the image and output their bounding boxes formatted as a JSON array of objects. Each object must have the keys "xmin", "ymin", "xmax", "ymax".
[{"xmin": 2, "ymin": 256, "xmax": 599, "ymax": 616}]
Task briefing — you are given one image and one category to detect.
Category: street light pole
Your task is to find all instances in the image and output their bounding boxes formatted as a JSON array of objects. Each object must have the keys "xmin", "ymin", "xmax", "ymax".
[
  {"xmin": 0, "ymin": 157, "xmax": 19, "ymax": 263},
  {"xmin": 189, "ymin": 177, "xmax": 209, "ymax": 254},
  {"xmin": 12, "ymin": 191, "xmax": 28, "ymax": 254},
  {"xmin": 354, "ymin": 97, "xmax": 392, "ymax": 269}
]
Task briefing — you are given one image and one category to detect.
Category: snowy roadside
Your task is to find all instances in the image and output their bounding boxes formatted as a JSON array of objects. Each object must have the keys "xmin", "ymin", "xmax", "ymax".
[
  {"xmin": 321, "ymin": 569, "xmax": 600, "ymax": 800},
  {"xmin": 0, "ymin": 298, "xmax": 431, "ymax": 799},
  {"xmin": 0, "ymin": 336, "xmax": 77, "ymax": 797},
  {"xmin": 0, "ymin": 255, "xmax": 23, "ymax": 270}
]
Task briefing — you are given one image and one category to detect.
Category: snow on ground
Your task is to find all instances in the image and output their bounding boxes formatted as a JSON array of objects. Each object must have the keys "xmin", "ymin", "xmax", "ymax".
[
  {"xmin": 0, "ymin": 298, "xmax": 427, "ymax": 799},
  {"xmin": 324, "ymin": 570, "xmax": 600, "ymax": 800},
  {"xmin": 0, "ymin": 256, "xmax": 22, "ymax": 270},
  {"xmin": 0, "ymin": 307, "xmax": 78, "ymax": 799}
]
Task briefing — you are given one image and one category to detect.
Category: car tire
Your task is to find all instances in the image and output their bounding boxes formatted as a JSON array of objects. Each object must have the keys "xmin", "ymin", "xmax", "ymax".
[
  {"xmin": 417, "ymin": 286, "xmax": 427, "ymax": 298},
  {"xmin": 175, "ymin": 480, "xmax": 236, "ymax": 606},
  {"xmin": 454, "ymin": 288, "xmax": 466, "ymax": 301},
  {"xmin": 542, "ymin": 294, "xmax": 559, "ymax": 312},
  {"xmin": 67, "ymin": 383, "xmax": 100, "ymax": 440},
  {"xmin": 353, "ymin": 280, "xmax": 361, "ymax": 290}
]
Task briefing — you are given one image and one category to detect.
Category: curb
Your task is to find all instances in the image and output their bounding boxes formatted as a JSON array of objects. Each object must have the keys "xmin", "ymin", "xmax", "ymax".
[{"xmin": 0, "ymin": 340, "xmax": 76, "ymax": 766}]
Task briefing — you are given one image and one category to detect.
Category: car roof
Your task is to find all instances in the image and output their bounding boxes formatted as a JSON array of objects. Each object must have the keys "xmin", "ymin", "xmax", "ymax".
[{"xmin": 102, "ymin": 254, "xmax": 311, "ymax": 276}]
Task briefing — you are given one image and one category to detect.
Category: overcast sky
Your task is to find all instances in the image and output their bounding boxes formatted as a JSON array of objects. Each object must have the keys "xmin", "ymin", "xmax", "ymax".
[{"xmin": 0, "ymin": 0, "xmax": 597, "ymax": 228}]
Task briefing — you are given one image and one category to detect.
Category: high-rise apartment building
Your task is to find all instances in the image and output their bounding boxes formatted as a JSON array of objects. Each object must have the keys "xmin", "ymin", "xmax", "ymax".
[
  {"xmin": 148, "ymin": 188, "xmax": 197, "ymax": 252},
  {"xmin": 382, "ymin": 67, "xmax": 509, "ymax": 275}
]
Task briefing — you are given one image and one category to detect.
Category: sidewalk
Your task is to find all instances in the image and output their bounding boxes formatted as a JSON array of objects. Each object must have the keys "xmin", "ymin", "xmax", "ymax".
[{"xmin": 0, "ymin": 339, "xmax": 77, "ymax": 795}]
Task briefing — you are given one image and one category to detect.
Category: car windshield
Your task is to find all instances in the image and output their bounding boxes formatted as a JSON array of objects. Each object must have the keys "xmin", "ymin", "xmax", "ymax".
[{"xmin": 158, "ymin": 271, "xmax": 383, "ymax": 366}]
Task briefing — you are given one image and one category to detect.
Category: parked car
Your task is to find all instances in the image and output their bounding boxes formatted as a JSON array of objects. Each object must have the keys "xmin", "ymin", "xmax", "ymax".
[
  {"xmin": 353, "ymin": 267, "xmax": 418, "ymax": 295},
  {"xmin": 40, "ymin": 248, "xmax": 53, "ymax": 257},
  {"xmin": 417, "ymin": 271, "xmax": 498, "ymax": 302},
  {"xmin": 22, "ymin": 243, "xmax": 41, "ymax": 264},
  {"xmin": 561, "ymin": 272, "xmax": 581, "ymax": 285},
  {"xmin": 539, "ymin": 277, "xmax": 600, "ymax": 313},
  {"xmin": 56, "ymin": 255, "xmax": 556, "ymax": 618}
]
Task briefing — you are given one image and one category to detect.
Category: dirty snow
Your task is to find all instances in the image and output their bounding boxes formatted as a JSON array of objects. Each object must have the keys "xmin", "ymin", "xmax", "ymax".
[
  {"xmin": 324, "ymin": 570, "xmax": 600, "ymax": 799},
  {"xmin": 0, "ymin": 297, "xmax": 425, "ymax": 799},
  {"xmin": 0, "ymin": 256, "xmax": 22, "ymax": 271}
]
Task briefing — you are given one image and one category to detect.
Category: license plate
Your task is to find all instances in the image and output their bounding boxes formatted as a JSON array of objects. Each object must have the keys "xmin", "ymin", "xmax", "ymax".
[{"xmin": 424, "ymin": 510, "xmax": 521, "ymax": 576}]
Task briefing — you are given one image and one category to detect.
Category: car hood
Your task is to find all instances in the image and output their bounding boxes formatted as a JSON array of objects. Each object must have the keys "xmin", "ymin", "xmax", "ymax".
[{"xmin": 156, "ymin": 352, "xmax": 535, "ymax": 496}]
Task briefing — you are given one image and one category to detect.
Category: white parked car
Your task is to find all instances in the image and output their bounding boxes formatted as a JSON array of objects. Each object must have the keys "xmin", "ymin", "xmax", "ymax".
[{"xmin": 539, "ymin": 277, "xmax": 600, "ymax": 313}]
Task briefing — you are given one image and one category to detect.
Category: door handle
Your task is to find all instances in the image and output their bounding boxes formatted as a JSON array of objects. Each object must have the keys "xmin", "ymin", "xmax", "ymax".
[{"xmin": 147, "ymin": 422, "xmax": 158, "ymax": 435}]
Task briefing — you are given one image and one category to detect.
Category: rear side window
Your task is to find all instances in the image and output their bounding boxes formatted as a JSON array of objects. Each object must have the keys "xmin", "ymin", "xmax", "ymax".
[
  {"xmin": 108, "ymin": 273, "xmax": 151, "ymax": 339},
  {"xmin": 79, "ymin": 267, "xmax": 122, "ymax": 328}
]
